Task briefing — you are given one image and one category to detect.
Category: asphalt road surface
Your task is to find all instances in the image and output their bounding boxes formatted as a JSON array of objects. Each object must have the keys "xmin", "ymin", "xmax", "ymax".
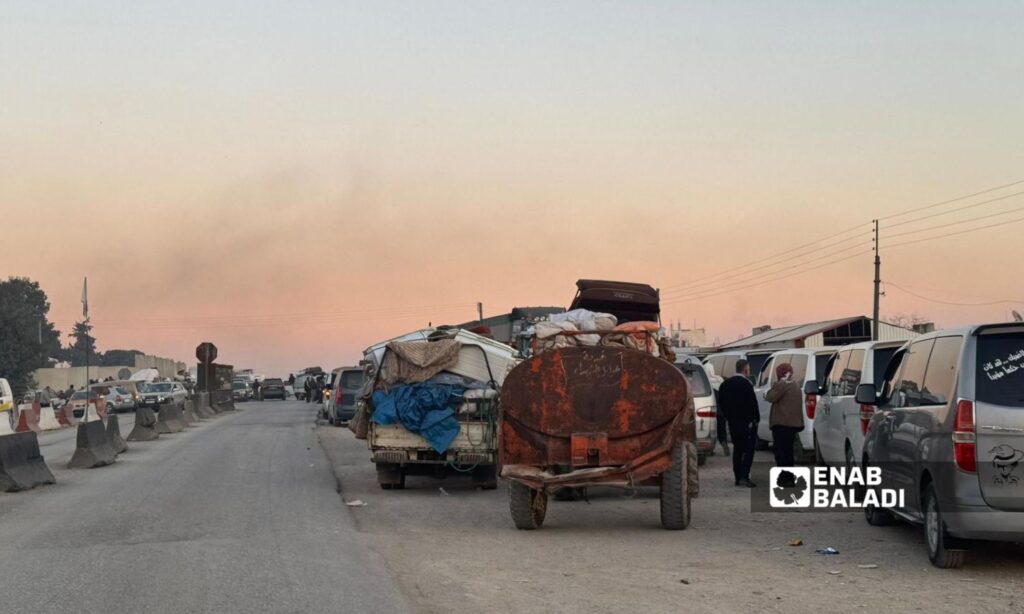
[{"xmin": 0, "ymin": 400, "xmax": 409, "ymax": 614}]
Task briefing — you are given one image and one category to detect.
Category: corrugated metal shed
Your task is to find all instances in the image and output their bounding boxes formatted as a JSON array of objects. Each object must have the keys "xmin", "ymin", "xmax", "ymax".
[{"xmin": 722, "ymin": 316, "xmax": 917, "ymax": 350}]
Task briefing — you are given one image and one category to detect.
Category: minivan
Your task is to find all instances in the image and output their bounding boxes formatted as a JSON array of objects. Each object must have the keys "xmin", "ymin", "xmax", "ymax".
[
  {"xmin": 753, "ymin": 348, "xmax": 837, "ymax": 462},
  {"xmin": 814, "ymin": 340, "xmax": 903, "ymax": 467},
  {"xmin": 327, "ymin": 367, "xmax": 368, "ymax": 426},
  {"xmin": 860, "ymin": 324, "xmax": 1024, "ymax": 568},
  {"xmin": 703, "ymin": 349, "xmax": 780, "ymax": 383},
  {"xmin": 675, "ymin": 355, "xmax": 716, "ymax": 465}
]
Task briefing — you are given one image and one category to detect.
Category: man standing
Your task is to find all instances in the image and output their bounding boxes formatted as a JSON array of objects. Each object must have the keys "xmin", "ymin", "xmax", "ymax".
[
  {"xmin": 765, "ymin": 362, "xmax": 804, "ymax": 468},
  {"xmin": 717, "ymin": 359, "xmax": 759, "ymax": 487}
]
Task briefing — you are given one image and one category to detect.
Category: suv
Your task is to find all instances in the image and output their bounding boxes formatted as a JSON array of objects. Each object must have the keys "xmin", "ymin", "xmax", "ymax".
[
  {"xmin": 860, "ymin": 324, "xmax": 1024, "ymax": 568},
  {"xmin": 140, "ymin": 381, "xmax": 188, "ymax": 408},
  {"xmin": 814, "ymin": 340, "xmax": 903, "ymax": 467},
  {"xmin": 752, "ymin": 348, "xmax": 837, "ymax": 462},
  {"xmin": 675, "ymin": 356, "xmax": 716, "ymax": 465},
  {"xmin": 261, "ymin": 378, "xmax": 286, "ymax": 400},
  {"xmin": 328, "ymin": 368, "xmax": 367, "ymax": 425}
]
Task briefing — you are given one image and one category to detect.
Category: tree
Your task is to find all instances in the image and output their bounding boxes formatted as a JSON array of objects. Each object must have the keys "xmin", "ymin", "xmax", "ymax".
[
  {"xmin": 0, "ymin": 277, "xmax": 63, "ymax": 396},
  {"xmin": 884, "ymin": 313, "xmax": 932, "ymax": 330},
  {"xmin": 101, "ymin": 349, "xmax": 144, "ymax": 367},
  {"xmin": 66, "ymin": 320, "xmax": 97, "ymax": 367}
]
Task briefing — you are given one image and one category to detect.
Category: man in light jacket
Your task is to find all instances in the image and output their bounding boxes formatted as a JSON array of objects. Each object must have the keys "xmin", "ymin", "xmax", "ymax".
[{"xmin": 765, "ymin": 362, "xmax": 804, "ymax": 468}]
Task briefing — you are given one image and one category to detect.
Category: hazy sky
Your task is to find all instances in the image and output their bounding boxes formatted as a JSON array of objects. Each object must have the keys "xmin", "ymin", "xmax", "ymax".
[{"xmin": 3, "ymin": 2, "xmax": 1023, "ymax": 375}]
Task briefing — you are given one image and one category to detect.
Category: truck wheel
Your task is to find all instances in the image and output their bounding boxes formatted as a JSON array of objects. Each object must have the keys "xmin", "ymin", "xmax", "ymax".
[
  {"xmin": 697, "ymin": 453, "xmax": 707, "ymax": 467},
  {"xmin": 660, "ymin": 443, "xmax": 692, "ymax": 530},
  {"xmin": 923, "ymin": 483, "xmax": 966, "ymax": 568},
  {"xmin": 471, "ymin": 465, "xmax": 498, "ymax": 490},
  {"xmin": 376, "ymin": 463, "xmax": 405, "ymax": 490},
  {"xmin": 509, "ymin": 481, "xmax": 546, "ymax": 530}
]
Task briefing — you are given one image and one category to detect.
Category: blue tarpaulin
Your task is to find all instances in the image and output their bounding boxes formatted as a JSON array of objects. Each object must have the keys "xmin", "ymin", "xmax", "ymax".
[{"xmin": 371, "ymin": 383, "xmax": 465, "ymax": 453}]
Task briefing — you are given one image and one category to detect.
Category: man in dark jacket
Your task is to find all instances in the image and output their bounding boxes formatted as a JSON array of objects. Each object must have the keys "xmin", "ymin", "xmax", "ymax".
[{"xmin": 717, "ymin": 359, "xmax": 760, "ymax": 487}]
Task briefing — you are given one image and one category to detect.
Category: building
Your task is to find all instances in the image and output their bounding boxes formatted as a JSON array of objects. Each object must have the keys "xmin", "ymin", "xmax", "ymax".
[
  {"xmin": 32, "ymin": 354, "xmax": 188, "ymax": 390},
  {"xmin": 719, "ymin": 315, "xmax": 918, "ymax": 351},
  {"xmin": 458, "ymin": 307, "xmax": 565, "ymax": 345}
]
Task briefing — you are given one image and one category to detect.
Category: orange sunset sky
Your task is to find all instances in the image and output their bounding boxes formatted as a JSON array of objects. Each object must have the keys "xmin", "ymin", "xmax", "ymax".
[{"xmin": 3, "ymin": 2, "xmax": 1023, "ymax": 375}]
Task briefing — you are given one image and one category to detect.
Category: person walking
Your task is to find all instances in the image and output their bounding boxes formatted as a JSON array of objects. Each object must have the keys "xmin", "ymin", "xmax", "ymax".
[
  {"xmin": 765, "ymin": 362, "xmax": 804, "ymax": 468},
  {"xmin": 703, "ymin": 362, "xmax": 728, "ymax": 456},
  {"xmin": 717, "ymin": 359, "xmax": 760, "ymax": 487},
  {"xmin": 304, "ymin": 378, "xmax": 313, "ymax": 403}
]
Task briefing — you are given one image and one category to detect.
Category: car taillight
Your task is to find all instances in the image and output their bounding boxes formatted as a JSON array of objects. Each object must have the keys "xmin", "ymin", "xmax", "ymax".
[
  {"xmin": 696, "ymin": 408, "xmax": 716, "ymax": 418},
  {"xmin": 324, "ymin": 390, "xmax": 331, "ymax": 400},
  {"xmin": 953, "ymin": 399, "xmax": 976, "ymax": 473},
  {"xmin": 805, "ymin": 394, "xmax": 817, "ymax": 420},
  {"xmin": 859, "ymin": 405, "xmax": 874, "ymax": 435}
]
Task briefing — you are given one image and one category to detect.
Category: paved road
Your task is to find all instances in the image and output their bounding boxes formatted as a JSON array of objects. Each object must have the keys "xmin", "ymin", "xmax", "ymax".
[{"xmin": 0, "ymin": 400, "xmax": 410, "ymax": 614}]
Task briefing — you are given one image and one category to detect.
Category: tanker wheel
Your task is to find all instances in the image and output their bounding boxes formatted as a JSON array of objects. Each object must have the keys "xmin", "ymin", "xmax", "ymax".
[
  {"xmin": 509, "ymin": 481, "xmax": 547, "ymax": 530},
  {"xmin": 686, "ymin": 441, "xmax": 700, "ymax": 499},
  {"xmin": 660, "ymin": 443, "xmax": 692, "ymax": 530}
]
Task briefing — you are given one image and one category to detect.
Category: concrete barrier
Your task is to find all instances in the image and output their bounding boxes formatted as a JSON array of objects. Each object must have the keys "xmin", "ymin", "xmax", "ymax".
[
  {"xmin": 67, "ymin": 421, "xmax": 117, "ymax": 469},
  {"xmin": 15, "ymin": 403, "xmax": 41, "ymax": 434},
  {"xmin": 194, "ymin": 393, "xmax": 216, "ymax": 419},
  {"xmin": 38, "ymin": 406, "xmax": 62, "ymax": 431},
  {"xmin": 180, "ymin": 401, "xmax": 198, "ymax": 426},
  {"xmin": 90, "ymin": 400, "xmax": 107, "ymax": 422},
  {"xmin": 127, "ymin": 406, "xmax": 159, "ymax": 442},
  {"xmin": 57, "ymin": 405, "xmax": 77, "ymax": 428},
  {"xmin": 105, "ymin": 413, "xmax": 128, "ymax": 454},
  {"xmin": 155, "ymin": 403, "xmax": 185, "ymax": 434},
  {"xmin": 0, "ymin": 432, "xmax": 56, "ymax": 491}
]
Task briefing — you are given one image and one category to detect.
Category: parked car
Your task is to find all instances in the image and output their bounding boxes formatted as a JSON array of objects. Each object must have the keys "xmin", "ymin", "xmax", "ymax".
[
  {"xmin": 232, "ymin": 380, "xmax": 251, "ymax": 402},
  {"xmin": 319, "ymin": 368, "xmax": 343, "ymax": 420},
  {"xmin": 813, "ymin": 340, "xmax": 903, "ymax": 467},
  {"xmin": 703, "ymin": 349, "xmax": 780, "ymax": 384},
  {"xmin": 139, "ymin": 381, "xmax": 188, "ymax": 408},
  {"xmin": 861, "ymin": 323, "xmax": 1024, "ymax": 568},
  {"xmin": 675, "ymin": 356, "xmax": 716, "ymax": 466},
  {"xmin": 92, "ymin": 385, "xmax": 137, "ymax": 413},
  {"xmin": 327, "ymin": 368, "xmax": 367, "ymax": 426},
  {"xmin": 101, "ymin": 379, "xmax": 145, "ymax": 407},
  {"xmin": 67, "ymin": 389, "xmax": 107, "ymax": 418},
  {"xmin": 261, "ymin": 378, "xmax": 286, "ymax": 400},
  {"xmin": 752, "ymin": 348, "xmax": 837, "ymax": 462}
]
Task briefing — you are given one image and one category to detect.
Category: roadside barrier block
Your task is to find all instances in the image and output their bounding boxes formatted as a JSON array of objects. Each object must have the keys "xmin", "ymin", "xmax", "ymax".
[
  {"xmin": 156, "ymin": 403, "xmax": 185, "ymax": 434},
  {"xmin": 67, "ymin": 421, "xmax": 117, "ymax": 469},
  {"xmin": 38, "ymin": 407, "xmax": 62, "ymax": 431},
  {"xmin": 0, "ymin": 432, "xmax": 56, "ymax": 491},
  {"xmin": 181, "ymin": 401, "xmax": 199, "ymax": 426},
  {"xmin": 106, "ymin": 413, "xmax": 128, "ymax": 454},
  {"xmin": 15, "ymin": 403, "xmax": 41, "ymax": 434},
  {"xmin": 194, "ymin": 393, "xmax": 216, "ymax": 419},
  {"xmin": 57, "ymin": 405, "xmax": 77, "ymax": 427},
  {"xmin": 127, "ymin": 406, "xmax": 159, "ymax": 442}
]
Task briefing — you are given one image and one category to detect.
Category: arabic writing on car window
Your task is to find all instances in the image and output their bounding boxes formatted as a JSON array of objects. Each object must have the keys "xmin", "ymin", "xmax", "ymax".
[{"xmin": 982, "ymin": 348, "xmax": 1024, "ymax": 381}]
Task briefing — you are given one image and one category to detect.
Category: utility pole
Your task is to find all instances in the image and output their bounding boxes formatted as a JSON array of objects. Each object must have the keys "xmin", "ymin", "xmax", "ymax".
[
  {"xmin": 477, "ymin": 302, "xmax": 483, "ymax": 323},
  {"xmin": 872, "ymin": 220, "xmax": 881, "ymax": 341}
]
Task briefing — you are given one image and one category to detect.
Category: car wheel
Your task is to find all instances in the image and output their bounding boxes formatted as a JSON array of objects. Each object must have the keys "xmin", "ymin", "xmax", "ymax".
[
  {"xmin": 923, "ymin": 483, "xmax": 966, "ymax": 568},
  {"xmin": 844, "ymin": 443, "xmax": 855, "ymax": 470}
]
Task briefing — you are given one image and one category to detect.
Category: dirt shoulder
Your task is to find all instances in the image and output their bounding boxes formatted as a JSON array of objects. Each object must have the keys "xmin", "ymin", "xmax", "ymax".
[{"xmin": 317, "ymin": 424, "xmax": 1024, "ymax": 614}]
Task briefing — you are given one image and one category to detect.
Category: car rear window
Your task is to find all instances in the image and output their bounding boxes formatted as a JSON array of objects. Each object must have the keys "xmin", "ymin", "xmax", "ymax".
[
  {"xmin": 976, "ymin": 332, "xmax": 1024, "ymax": 408},
  {"xmin": 340, "ymin": 371, "xmax": 366, "ymax": 389},
  {"xmin": 675, "ymin": 365, "xmax": 711, "ymax": 397}
]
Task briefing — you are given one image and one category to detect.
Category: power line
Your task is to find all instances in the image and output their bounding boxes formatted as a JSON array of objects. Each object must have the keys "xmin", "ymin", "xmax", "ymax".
[
  {"xmin": 664, "ymin": 240, "xmax": 872, "ymax": 299},
  {"xmin": 884, "ymin": 281, "xmax": 1024, "ymax": 307},
  {"xmin": 882, "ymin": 202, "xmax": 1024, "ymax": 241},
  {"xmin": 878, "ymin": 178, "xmax": 1024, "ymax": 221},
  {"xmin": 662, "ymin": 249, "xmax": 872, "ymax": 305},
  {"xmin": 885, "ymin": 212, "xmax": 1024, "ymax": 249},
  {"xmin": 883, "ymin": 189, "xmax": 1024, "ymax": 230}
]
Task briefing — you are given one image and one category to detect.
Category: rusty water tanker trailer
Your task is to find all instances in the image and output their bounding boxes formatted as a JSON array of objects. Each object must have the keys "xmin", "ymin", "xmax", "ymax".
[{"xmin": 498, "ymin": 280, "xmax": 698, "ymax": 530}]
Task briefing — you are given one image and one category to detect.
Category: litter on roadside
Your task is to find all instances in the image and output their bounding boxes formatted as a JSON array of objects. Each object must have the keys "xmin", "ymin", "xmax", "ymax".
[
  {"xmin": 788, "ymin": 538, "xmax": 804, "ymax": 546},
  {"xmin": 816, "ymin": 547, "xmax": 840, "ymax": 555},
  {"xmin": 345, "ymin": 499, "xmax": 368, "ymax": 507},
  {"xmin": 857, "ymin": 564, "xmax": 879, "ymax": 569}
]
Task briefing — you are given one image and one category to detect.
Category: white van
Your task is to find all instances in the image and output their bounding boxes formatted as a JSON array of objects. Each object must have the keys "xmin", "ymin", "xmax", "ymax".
[
  {"xmin": 813, "ymin": 340, "xmax": 903, "ymax": 467},
  {"xmin": 675, "ymin": 356, "xmax": 716, "ymax": 466},
  {"xmin": 703, "ymin": 349, "xmax": 780, "ymax": 383},
  {"xmin": 753, "ymin": 348, "xmax": 837, "ymax": 462}
]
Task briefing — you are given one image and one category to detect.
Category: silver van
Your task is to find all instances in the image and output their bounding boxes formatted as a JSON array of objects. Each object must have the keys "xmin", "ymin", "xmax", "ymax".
[
  {"xmin": 860, "ymin": 324, "xmax": 1024, "ymax": 568},
  {"xmin": 814, "ymin": 340, "xmax": 903, "ymax": 467},
  {"xmin": 753, "ymin": 348, "xmax": 837, "ymax": 462},
  {"xmin": 675, "ymin": 355, "xmax": 716, "ymax": 465}
]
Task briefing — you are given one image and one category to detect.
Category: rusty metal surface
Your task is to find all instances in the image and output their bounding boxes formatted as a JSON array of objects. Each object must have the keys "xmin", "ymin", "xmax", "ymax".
[{"xmin": 499, "ymin": 346, "xmax": 691, "ymax": 487}]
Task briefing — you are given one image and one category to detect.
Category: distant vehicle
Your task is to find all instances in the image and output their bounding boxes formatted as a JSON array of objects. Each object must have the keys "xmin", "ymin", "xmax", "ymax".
[
  {"xmin": 675, "ymin": 357, "xmax": 715, "ymax": 465},
  {"xmin": 752, "ymin": 347, "xmax": 838, "ymax": 462},
  {"xmin": 100, "ymin": 385, "xmax": 137, "ymax": 413},
  {"xmin": 813, "ymin": 340, "xmax": 903, "ymax": 467},
  {"xmin": 67, "ymin": 389, "xmax": 107, "ymax": 418},
  {"xmin": 261, "ymin": 378, "xmax": 286, "ymax": 400},
  {"xmin": 861, "ymin": 324, "xmax": 1024, "ymax": 568},
  {"xmin": 293, "ymin": 373, "xmax": 316, "ymax": 401},
  {"xmin": 95, "ymin": 380, "xmax": 145, "ymax": 407},
  {"xmin": 327, "ymin": 368, "xmax": 367, "ymax": 426},
  {"xmin": 319, "ymin": 368, "xmax": 343, "ymax": 420},
  {"xmin": 703, "ymin": 349, "xmax": 780, "ymax": 384},
  {"xmin": 232, "ymin": 380, "xmax": 250, "ymax": 402},
  {"xmin": 284, "ymin": 384, "xmax": 295, "ymax": 399},
  {"xmin": 139, "ymin": 381, "xmax": 187, "ymax": 408}
]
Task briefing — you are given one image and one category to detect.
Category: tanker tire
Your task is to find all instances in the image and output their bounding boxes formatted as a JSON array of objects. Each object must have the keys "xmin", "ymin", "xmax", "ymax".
[
  {"xmin": 660, "ymin": 443, "xmax": 692, "ymax": 530},
  {"xmin": 509, "ymin": 481, "xmax": 547, "ymax": 530},
  {"xmin": 686, "ymin": 441, "xmax": 700, "ymax": 499}
]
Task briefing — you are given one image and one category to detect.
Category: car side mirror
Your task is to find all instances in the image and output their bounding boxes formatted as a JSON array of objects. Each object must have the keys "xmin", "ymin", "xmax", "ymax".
[
  {"xmin": 803, "ymin": 380, "xmax": 821, "ymax": 395},
  {"xmin": 855, "ymin": 383, "xmax": 877, "ymax": 405}
]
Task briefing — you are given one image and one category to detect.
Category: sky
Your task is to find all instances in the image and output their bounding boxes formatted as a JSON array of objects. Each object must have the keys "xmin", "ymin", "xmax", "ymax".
[{"xmin": 2, "ymin": 2, "xmax": 1023, "ymax": 375}]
